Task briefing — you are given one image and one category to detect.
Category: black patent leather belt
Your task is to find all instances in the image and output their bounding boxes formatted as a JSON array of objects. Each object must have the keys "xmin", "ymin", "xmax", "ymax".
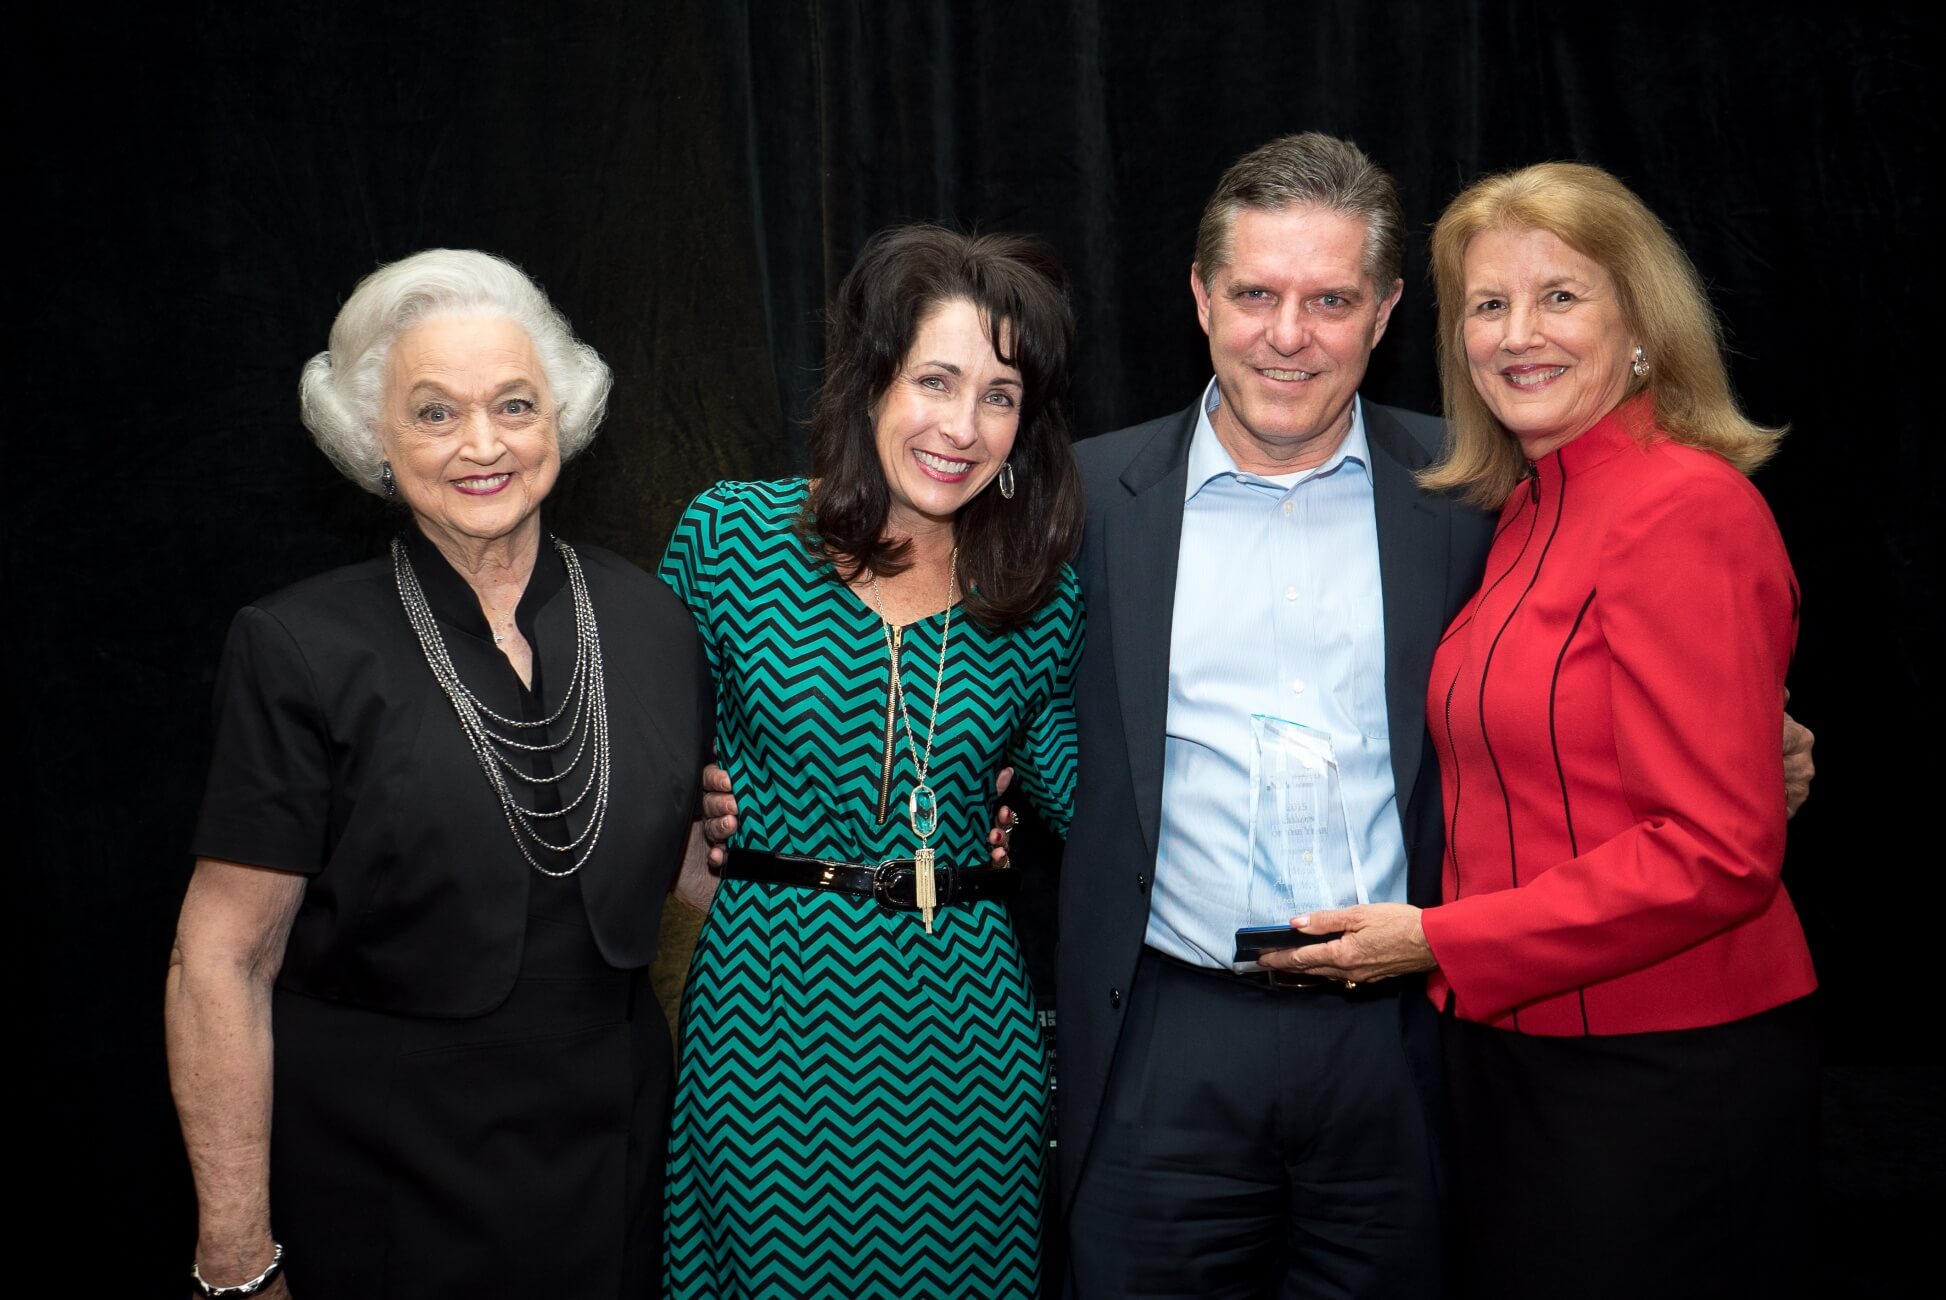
[
  {"xmin": 1152, "ymin": 947, "xmax": 1397, "ymax": 996},
  {"xmin": 724, "ymin": 848, "xmax": 1018, "ymax": 912}
]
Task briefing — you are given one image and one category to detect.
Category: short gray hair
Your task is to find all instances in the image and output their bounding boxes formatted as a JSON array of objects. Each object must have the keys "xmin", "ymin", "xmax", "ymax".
[
  {"xmin": 1193, "ymin": 132, "xmax": 1404, "ymax": 291},
  {"xmin": 298, "ymin": 249, "xmax": 612, "ymax": 494}
]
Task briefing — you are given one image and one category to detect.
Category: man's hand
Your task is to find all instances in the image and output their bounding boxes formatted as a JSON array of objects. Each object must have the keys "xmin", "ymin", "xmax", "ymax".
[
  {"xmin": 987, "ymin": 767, "xmax": 1015, "ymax": 866},
  {"xmin": 700, "ymin": 762, "xmax": 737, "ymax": 868},
  {"xmin": 1260, "ymin": 903, "xmax": 1437, "ymax": 984},
  {"xmin": 1783, "ymin": 698, "xmax": 1814, "ymax": 819}
]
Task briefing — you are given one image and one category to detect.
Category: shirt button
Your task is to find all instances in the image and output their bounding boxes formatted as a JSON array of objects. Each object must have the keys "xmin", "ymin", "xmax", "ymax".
[
  {"xmin": 1303, "ymin": 850, "xmax": 1314, "ymax": 864},
  {"xmin": 1282, "ymin": 500, "xmax": 1294, "ymax": 514},
  {"xmin": 1235, "ymin": 474, "xmax": 1248, "ymax": 484},
  {"xmin": 1285, "ymin": 586, "xmax": 1298, "ymax": 601},
  {"xmin": 1109, "ymin": 987, "xmax": 1123, "ymax": 1009},
  {"xmin": 1292, "ymin": 678, "xmax": 1306, "ymax": 694}
]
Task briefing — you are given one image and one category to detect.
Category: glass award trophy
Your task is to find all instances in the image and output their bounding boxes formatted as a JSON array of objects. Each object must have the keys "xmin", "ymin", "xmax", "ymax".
[{"xmin": 1235, "ymin": 714, "xmax": 1365, "ymax": 963}]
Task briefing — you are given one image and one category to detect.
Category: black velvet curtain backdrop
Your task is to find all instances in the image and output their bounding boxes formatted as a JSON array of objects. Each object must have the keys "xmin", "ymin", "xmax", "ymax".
[{"xmin": 20, "ymin": 1, "xmax": 1938, "ymax": 1288}]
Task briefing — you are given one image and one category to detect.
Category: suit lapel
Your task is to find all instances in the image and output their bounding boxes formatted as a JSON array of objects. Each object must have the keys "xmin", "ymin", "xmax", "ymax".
[
  {"xmin": 1363, "ymin": 404, "xmax": 1446, "ymax": 830},
  {"xmin": 1104, "ymin": 406, "xmax": 1196, "ymax": 863}
]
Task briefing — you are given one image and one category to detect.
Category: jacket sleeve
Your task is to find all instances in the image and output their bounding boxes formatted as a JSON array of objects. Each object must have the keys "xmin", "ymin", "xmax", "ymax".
[{"xmin": 190, "ymin": 605, "xmax": 333, "ymax": 876}]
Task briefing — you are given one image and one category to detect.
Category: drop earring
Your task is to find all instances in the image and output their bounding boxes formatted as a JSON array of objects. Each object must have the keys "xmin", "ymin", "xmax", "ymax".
[
  {"xmin": 380, "ymin": 461, "xmax": 397, "ymax": 497},
  {"xmin": 1631, "ymin": 346, "xmax": 1650, "ymax": 379},
  {"xmin": 997, "ymin": 461, "xmax": 1016, "ymax": 500}
]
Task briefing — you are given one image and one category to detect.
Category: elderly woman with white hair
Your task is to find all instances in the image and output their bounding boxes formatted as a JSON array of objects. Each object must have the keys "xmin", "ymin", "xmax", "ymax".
[{"xmin": 165, "ymin": 249, "xmax": 710, "ymax": 1298}]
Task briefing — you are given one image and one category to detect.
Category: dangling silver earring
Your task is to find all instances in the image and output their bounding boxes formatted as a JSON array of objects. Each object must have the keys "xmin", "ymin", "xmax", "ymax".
[
  {"xmin": 1631, "ymin": 346, "xmax": 1650, "ymax": 379},
  {"xmin": 998, "ymin": 461, "xmax": 1016, "ymax": 500},
  {"xmin": 380, "ymin": 461, "xmax": 397, "ymax": 497}
]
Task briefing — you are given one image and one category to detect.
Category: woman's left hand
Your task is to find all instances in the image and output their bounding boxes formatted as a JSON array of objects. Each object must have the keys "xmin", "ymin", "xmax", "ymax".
[{"xmin": 1258, "ymin": 903, "xmax": 1438, "ymax": 984}]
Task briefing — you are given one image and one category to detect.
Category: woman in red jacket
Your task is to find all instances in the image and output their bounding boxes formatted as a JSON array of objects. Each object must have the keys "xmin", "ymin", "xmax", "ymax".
[{"xmin": 1269, "ymin": 163, "xmax": 1817, "ymax": 1299}]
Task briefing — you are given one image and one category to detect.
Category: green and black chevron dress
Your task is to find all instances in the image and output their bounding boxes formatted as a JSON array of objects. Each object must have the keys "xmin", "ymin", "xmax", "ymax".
[{"xmin": 659, "ymin": 480, "xmax": 1081, "ymax": 1299}]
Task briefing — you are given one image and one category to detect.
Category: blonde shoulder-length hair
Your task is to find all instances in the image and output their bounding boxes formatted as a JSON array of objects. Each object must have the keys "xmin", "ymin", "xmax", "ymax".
[{"xmin": 1418, "ymin": 162, "xmax": 1783, "ymax": 508}]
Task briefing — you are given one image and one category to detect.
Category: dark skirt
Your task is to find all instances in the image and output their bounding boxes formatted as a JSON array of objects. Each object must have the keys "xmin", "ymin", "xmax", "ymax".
[
  {"xmin": 1443, "ymin": 996, "xmax": 1818, "ymax": 1300},
  {"xmin": 269, "ymin": 876, "xmax": 671, "ymax": 1299}
]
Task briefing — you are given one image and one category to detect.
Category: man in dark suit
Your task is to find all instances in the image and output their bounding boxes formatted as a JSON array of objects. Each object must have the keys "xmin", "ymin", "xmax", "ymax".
[{"xmin": 1057, "ymin": 131, "xmax": 1493, "ymax": 1298}]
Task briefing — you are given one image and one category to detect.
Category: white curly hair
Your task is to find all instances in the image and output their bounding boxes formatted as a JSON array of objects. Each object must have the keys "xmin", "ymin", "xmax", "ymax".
[{"xmin": 298, "ymin": 249, "xmax": 612, "ymax": 495}]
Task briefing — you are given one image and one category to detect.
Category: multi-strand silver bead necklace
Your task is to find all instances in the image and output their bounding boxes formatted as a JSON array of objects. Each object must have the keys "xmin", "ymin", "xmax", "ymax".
[{"xmin": 391, "ymin": 535, "xmax": 612, "ymax": 876}]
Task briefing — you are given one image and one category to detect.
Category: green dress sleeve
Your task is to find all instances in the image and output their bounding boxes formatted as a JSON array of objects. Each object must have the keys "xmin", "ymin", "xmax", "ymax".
[
  {"xmin": 1004, "ymin": 566, "xmax": 1083, "ymax": 840},
  {"xmin": 657, "ymin": 485, "xmax": 726, "ymax": 678}
]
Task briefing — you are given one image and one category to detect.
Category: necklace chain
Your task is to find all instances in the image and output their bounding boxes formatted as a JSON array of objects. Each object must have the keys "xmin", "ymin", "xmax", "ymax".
[
  {"xmin": 867, "ymin": 548, "xmax": 958, "ymax": 931},
  {"xmin": 868, "ymin": 548, "xmax": 958, "ymax": 797},
  {"xmin": 392, "ymin": 536, "xmax": 611, "ymax": 877}
]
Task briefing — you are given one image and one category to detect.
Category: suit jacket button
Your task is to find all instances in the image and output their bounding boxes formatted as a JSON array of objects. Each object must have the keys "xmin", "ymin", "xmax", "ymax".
[
  {"xmin": 1135, "ymin": 873, "xmax": 1148, "ymax": 892},
  {"xmin": 1108, "ymin": 987, "xmax": 1122, "ymax": 1009}
]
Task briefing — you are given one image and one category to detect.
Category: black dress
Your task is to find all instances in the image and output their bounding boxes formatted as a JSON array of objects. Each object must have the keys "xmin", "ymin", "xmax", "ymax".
[{"xmin": 193, "ymin": 526, "xmax": 711, "ymax": 1299}]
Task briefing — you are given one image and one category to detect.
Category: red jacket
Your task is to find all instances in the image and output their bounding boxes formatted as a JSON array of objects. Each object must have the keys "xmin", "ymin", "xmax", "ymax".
[{"xmin": 1421, "ymin": 398, "xmax": 1816, "ymax": 1034}]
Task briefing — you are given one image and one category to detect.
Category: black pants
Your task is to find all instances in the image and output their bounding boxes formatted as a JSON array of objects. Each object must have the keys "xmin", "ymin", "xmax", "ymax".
[
  {"xmin": 1067, "ymin": 949, "xmax": 1445, "ymax": 1299},
  {"xmin": 1443, "ymin": 996, "xmax": 1819, "ymax": 1300}
]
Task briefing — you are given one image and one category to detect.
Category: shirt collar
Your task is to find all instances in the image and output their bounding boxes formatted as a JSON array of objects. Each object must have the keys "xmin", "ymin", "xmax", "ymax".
[{"xmin": 1184, "ymin": 378, "xmax": 1370, "ymax": 501}]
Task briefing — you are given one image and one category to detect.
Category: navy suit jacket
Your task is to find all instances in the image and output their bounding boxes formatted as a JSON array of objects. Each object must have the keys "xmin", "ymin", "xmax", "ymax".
[{"xmin": 1055, "ymin": 399, "xmax": 1495, "ymax": 1209}]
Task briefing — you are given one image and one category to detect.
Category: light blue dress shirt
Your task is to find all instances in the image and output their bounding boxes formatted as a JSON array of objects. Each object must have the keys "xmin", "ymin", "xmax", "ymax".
[{"xmin": 1145, "ymin": 381, "xmax": 1405, "ymax": 970}]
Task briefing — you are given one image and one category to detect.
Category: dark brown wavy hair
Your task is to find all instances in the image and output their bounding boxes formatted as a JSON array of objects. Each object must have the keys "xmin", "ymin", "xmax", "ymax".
[{"xmin": 800, "ymin": 224, "xmax": 1083, "ymax": 631}]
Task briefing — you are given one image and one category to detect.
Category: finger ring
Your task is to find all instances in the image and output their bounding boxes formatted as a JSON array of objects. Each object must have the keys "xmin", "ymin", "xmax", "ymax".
[
  {"xmin": 1001, "ymin": 826, "xmax": 1014, "ymax": 841},
  {"xmin": 1344, "ymin": 980, "xmax": 1358, "ymax": 989}
]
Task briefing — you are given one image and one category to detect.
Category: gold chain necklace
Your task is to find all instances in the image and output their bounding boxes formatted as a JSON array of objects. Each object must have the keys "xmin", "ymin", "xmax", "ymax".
[{"xmin": 867, "ymin": 546, "xmax": 958, "ymax": 932}]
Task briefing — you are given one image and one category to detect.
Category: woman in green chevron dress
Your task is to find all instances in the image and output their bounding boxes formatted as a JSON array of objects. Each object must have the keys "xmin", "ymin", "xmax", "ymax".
[{"xmin": 658, "ymin": 225, "xmax": 1086, "ymax": 1298}]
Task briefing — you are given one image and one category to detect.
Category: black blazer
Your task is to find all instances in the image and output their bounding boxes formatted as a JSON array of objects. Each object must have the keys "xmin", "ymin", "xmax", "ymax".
[
  {"xmin": 194, "ymin": 537, "xmax": 712, "ymax": 1017},
  {"xmin": 1055, "ymin": 400, "xmax": 1494, "ymax": 1207}
]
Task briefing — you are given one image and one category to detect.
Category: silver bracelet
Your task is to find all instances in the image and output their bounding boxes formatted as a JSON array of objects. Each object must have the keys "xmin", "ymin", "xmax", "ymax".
[{"xmin": 190, "ymin": 1242, "xmax": 284, "ymax": 1297}]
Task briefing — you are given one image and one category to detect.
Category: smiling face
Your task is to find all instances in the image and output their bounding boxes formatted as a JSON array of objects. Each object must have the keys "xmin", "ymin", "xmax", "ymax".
[
  {"xmin": 1461, "ymin": 225, "xmax": 1635, "ymax": 459},
  {"xmin": 872, "ymin": 296, "xmax": 1023, "ymax": 536},
  {"xmin": 1191, "ymin": 204, "xmax": 1402, "ymax": 474},
  {"xmin": 379, "ymin": 314, "xmax": 560, "ymax": 556}
]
